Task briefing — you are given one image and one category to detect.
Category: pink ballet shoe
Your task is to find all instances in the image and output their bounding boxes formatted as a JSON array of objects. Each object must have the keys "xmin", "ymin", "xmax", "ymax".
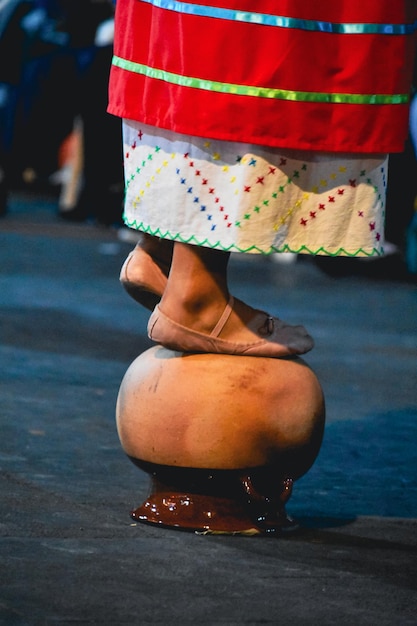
[
  {"xmin": 147, "ymin": 296, "xmax": 314, "ymax": 357},
  {"xmin": 120, "ymin": 245, "xmax": 169, "ymax": 310}
]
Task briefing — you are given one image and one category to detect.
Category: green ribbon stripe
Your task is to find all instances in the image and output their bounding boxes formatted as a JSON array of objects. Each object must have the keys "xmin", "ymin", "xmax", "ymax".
[{"xmin": 113, "ymin": 56, "xmax": 409, "ymax": 105}]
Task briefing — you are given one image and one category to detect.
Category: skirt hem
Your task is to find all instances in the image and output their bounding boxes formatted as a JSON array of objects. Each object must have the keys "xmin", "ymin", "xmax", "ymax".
[{"xmin": 123, "ymin": 219, "xmax": 384, "ymax": 258}]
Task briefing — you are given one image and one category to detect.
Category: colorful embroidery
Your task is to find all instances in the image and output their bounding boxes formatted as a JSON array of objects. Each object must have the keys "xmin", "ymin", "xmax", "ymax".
[{"xmin": 123, "ymin": 121, "xmax": 386, "ymax": 257}]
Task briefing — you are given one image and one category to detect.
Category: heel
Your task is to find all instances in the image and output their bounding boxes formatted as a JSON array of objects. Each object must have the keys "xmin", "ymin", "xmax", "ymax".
[{"xmin": 119, "ymin": 246, "xmax": 169, "ymax": 310}]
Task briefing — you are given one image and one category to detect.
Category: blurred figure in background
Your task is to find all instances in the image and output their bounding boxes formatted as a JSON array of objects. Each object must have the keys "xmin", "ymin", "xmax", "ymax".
[
  {"xmin": 0, "ymin": 0, "xmax": 123, "ymax": 225},
  {"xmin": 56, "ymin": 0, "xmax": 124, "ymax": 226},
  {"xmin": 0, "ymin": 0, "xmax": 54, "ymax": 213}
]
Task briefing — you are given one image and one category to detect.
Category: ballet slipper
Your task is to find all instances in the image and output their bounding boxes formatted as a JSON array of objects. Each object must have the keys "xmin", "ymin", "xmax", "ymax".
[
  {"xmin": 120, "ymin": 245, "xmax": 170, "ymax": 310},
  {"xmin": 147, "ymin": 296, "xmax": 314, "ymax": 357}
]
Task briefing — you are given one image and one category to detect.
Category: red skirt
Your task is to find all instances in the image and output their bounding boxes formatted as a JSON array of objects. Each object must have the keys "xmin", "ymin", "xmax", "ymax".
[{"xmin": 108, "ymin": 0, "xmax": 417, "ymax": 153}]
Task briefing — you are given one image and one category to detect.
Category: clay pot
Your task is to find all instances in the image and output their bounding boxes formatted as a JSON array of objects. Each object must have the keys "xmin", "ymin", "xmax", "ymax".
[{"xmin": 116, "ymin": 346, "xmax": 325, "ymax": 534}]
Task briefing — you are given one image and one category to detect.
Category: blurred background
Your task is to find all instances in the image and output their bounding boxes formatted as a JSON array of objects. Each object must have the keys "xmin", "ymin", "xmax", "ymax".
[{"xmin": 0, "ymin": 0, "xmax": 124, "ymax": 227}]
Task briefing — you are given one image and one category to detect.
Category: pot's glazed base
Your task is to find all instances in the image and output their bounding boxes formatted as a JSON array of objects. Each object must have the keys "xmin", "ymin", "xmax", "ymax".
[{"xmin": 129, "ymin": 459, "xmax": 298, "ymax": 535}]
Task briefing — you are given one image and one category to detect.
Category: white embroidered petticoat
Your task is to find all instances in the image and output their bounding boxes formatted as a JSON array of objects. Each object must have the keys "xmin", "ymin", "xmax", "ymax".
[{"xmin": 122, "ymin": 120, "xmax": 387, "ymax": 257}]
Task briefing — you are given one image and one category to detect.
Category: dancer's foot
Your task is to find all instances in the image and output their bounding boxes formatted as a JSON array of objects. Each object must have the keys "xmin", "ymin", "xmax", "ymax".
[
  {"xmin": 119, "ymin": 238, "xmax": 172, "ymax": 310},
  {"xmin": 148, "ymin": 296, "xmax": 314, "ymax": 357}
]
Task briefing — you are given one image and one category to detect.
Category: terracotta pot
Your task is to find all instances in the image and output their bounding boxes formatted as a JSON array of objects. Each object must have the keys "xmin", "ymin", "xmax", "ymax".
[{"xmin": 116, "ymin": 346, "xmax": 325, "ymax": 534}]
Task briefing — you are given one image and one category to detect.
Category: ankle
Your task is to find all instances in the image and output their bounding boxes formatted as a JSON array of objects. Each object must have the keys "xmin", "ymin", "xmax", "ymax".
[{"xmin": 160, "ymin": 290, "xmax": 229, "ymax": 331}]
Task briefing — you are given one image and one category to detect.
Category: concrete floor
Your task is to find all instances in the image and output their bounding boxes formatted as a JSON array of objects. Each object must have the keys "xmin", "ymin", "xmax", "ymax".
[{"xmin": 1, "ymin": 190, "xmax": 417, "ymax": 625}]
